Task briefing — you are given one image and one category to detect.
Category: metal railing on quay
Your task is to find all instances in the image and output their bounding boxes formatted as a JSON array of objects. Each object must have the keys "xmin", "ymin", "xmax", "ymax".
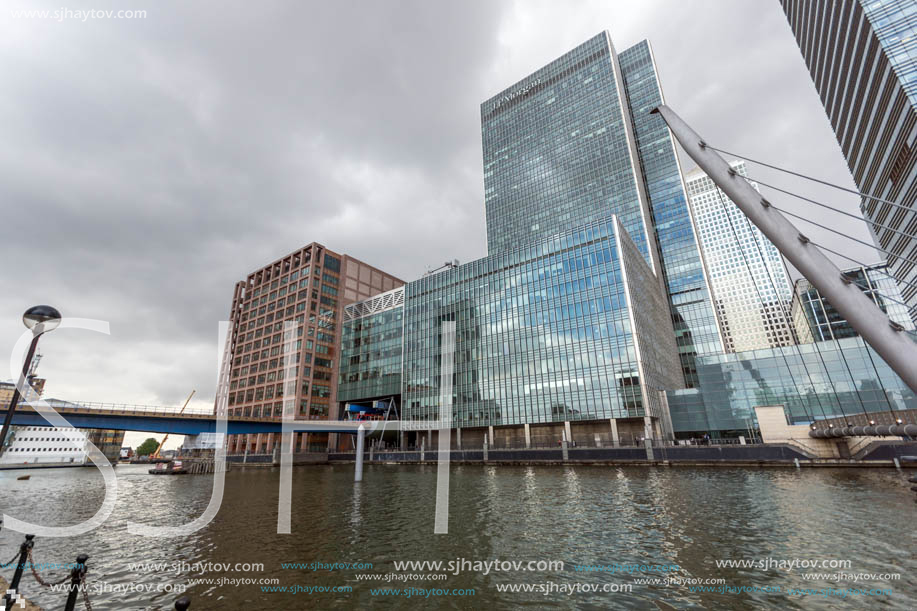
[{"xmin": 0, "ymin": 526, "xmax": 195, "ymax": 610}]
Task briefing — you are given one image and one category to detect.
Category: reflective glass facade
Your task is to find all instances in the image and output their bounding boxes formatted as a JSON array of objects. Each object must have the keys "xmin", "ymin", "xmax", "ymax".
[
  {"xmin": 685, "ymin": 161, "xmax": 796, "ymax": 353},
  {"xmin": 338, "ymin": 288, "xmax": 405, "ymax": 404},
  {"xmin": 402, "ymin": 216, "xmax": 680, "ymax": 430},
  {"xmin": 618, "ymin": 41, "xmax": 724, "ymax": 385},
  {"xmin": 668, "ymin": 337, "xmax": 917, "ymax": 434},
  {"xmin": 480, "ymin": 33, "xmax": 723, "ymax": 387},
  {"xmin": 791, "ymin": 263, "xmax": 916, "ymax": 343},
  {"xmin": 864, "ymin": 0, "xmax": 917, "ymax": 104},
  {"xmin": 782, "ymin": 0, "xmax": 917, "ymax": 321},
  {"xmin": 481, "ymin": 32, "xmax": 658, "ymax": 270}
]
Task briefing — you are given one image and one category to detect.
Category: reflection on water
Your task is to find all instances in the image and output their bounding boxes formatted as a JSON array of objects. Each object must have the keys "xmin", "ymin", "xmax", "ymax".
[{"xmin": 0, "ymin": 464, "xmax": 915, "ymax": 609}]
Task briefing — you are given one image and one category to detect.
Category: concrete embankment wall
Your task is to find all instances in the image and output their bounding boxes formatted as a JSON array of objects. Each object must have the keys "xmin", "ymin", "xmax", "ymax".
[
  {"xmin": 329, "ymin": 444, "xmax": 820, "ymax": 466},
  {"xmin": 328, "ymin": 441, "xmax": 917, "ymax": 466},
  {"xmin": 226, "ymin": 443, "xmax": 917, "ymax": 468}
]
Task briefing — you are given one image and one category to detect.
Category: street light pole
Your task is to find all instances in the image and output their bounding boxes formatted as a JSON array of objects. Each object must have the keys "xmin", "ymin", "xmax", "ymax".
[{"xmin": 0, "ymin": 306, "xmax": 61, "ymax": 454}]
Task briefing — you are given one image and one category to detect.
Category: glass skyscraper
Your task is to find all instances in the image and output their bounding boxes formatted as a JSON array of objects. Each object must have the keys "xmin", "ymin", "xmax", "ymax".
[
  {"xmin": 481, "ymin": 34, "xmax": 657, "ymax": 265},
  {"xmin": 685, "ymin": 161, "xmax": 797, "ymax": 353},
  {"xmin": 336, "ymin": 31, "xmax": 719, "ymax": 441},
  {"xmin": 618, "ymin": 41, "xmax": 725, "ymax": 382},
  {"xmin": 335, "ymin": 30, "xmax": 917, "ymax": 441},
  {"xmin": 481, "ymin": 32, "xmax": 722, "ymax": 387},
  {"xmin": 781, "ymin": 0, "xmax": 917, "ymax": 321}
]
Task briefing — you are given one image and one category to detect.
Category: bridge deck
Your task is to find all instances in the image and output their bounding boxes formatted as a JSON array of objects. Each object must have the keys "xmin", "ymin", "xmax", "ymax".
[{"xmin": 2, "ymin": 403, "xmax": 402, "ymax": 435}]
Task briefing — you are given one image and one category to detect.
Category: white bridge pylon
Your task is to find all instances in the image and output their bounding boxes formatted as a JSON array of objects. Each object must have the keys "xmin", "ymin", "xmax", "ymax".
[{"xmin": 653, "ymin": 104, "xmax": 917, "ymax": 396}]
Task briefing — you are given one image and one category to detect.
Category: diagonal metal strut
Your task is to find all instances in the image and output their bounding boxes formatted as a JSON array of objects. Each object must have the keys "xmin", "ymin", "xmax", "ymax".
[{"xmin": 652, "ymin": 104, "xmax": 917, "ymax": 396}]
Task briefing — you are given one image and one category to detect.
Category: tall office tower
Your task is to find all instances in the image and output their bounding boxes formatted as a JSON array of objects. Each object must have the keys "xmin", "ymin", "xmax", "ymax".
[
  {"xmin": 780, "ymin": 0, "xmax": 917, "ymax": 320},
  {"xmin": 224, "ymin": 242, "xmax": 401, "ymax": 454},
  {"xmin": 339, "ymin": 32, "xmax": 728, "ymax": 446},
  {"xmin": 685, "ymin": 161, "xmax": 797, "ymax": 352},
  {"xmin": 791, "ymin": 262, "xmax": 915, "ymax": 342},
  {"xmin": 481, "ymin": 33, "xmax": 722, "ymax": 387}
]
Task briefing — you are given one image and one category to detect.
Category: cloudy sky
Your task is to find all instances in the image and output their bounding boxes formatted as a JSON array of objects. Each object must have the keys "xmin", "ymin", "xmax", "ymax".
[{"xmin": 0, "ymin": 1, "xmax": 880, "ymax": 447}]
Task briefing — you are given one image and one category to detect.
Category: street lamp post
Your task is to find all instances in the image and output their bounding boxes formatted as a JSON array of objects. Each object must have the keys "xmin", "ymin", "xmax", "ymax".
[{"xmin": 0, "ymin": 306, "xmax": 61, "ymax": 454}]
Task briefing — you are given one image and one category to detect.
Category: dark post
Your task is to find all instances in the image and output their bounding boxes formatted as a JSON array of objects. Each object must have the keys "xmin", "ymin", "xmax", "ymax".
[
  {"xmin": 3, "ymin": 534, "xmax": 34, "ymax": 609},
  {"xmin": 0, "ymin": 305, "xmax": 62, "ymax": 454},
  {"xmin": 63, "ymin": 553, "xmax": 89, "ymax": 611},
  {"xmin": 0, "ymin": 334, "xmax": 40, "ymax": 453},
  {"xmin": 175, "ymin": 595, "xmax": 192, "ymax": 609}
]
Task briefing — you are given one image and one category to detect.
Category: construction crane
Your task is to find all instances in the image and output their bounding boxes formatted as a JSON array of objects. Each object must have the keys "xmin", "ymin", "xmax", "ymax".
[{"xmin": 151, "ymin": 390, "xmax": 195, "ymax": 459}]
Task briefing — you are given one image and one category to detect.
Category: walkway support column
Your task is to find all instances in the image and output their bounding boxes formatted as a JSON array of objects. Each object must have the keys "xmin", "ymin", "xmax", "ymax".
[
  {"xmin": 653, "ymin": 104, "xmax": 917, "ymax": 394},
  {"xmin": 524, "ymin": 423, "xmax": 531, "ymax": 449},
  {"xmin": 354, "ymin": 424, "xmax": 365, "ymax": 482},
  {"xmin": 609, "ymin": 419, "xmax": 619, "ymax": 447},
  {"xmin": 435, "ymin": 320, "xmax": 456, "ymax": 534}
]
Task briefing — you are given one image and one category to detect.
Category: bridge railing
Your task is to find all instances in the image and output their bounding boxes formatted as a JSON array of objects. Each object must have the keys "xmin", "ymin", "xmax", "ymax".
[{"xmin": 17, "ymin": 399, "xmax": 215, "ymax": 417}]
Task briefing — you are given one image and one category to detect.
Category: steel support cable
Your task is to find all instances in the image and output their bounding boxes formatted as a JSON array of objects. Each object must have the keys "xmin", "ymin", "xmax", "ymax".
[
  {"xmin": 806, "ymin": 241, "xmax": 917, "ymax": 351},
  {"xmin": 733, "ymin": 202, "xmax": 876, "ymax": 426},
  {"xmin": 768, "ymin": 203, "xmax": 917, "ymax": 275},
  {"xmin": 711, "ymin": 187, "xmax": 831, "ymax": 424},
  {"xmin": 723, "ymin": 190, "xmax": 867, "ymax": 426},
  {"xmin": 746, "ymin": 176, "xmax": 917, "ymax": 244},
  {"xmin": 654, "ymin": 106, "xmax": 917, "ymax": 401},
  {"xmin": 704, "ymin": 144, "xmax": 915, "ymax": 214},
  {"xmin": 804, "ymin": 238, "xmax": 917, "ymax": 314},
  {"xmin": 859, "ymin": 331, "xmax": 903, "ymax": 423}
]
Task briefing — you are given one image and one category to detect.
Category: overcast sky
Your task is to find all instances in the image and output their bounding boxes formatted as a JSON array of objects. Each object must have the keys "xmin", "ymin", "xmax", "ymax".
[{"xmin": 0, "ymin": 1, "xmax": 880, "ymax": 448}]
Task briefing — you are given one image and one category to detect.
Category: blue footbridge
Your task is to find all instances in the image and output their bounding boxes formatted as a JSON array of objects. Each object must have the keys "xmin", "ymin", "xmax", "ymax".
[{"xmin": 5, "ymin": 400, "xmax": 394, "ymax": 436}]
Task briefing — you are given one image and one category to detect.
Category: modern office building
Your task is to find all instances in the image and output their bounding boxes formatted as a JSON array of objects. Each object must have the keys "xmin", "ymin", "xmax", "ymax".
[
  {"xmin": 791, "ymin": 262, "xmax": 916, "ymax": 342},
  {"xmin": 685, "ymin": 161, "xmax": 797, "ymax": 352},
  {"xmin": 403, "ymin": 216, "xmax": 683, "ymax": 440},
  {"xmin": 780, "ymin": 0, "xmax": 917, "ymax": 320},
  {"xmin": 667, "ymin": 336, "xmax": 917, "ymax": 436},
  {"xmin": 333, "ymin": 30, "xmax": 917, "ymax": 442},
  {"xmin": 224, "ymin": 242, "xmax": 401, "ymax": 454},
  {"xmin": 668, "ymin": 261, "xmax": 917, "ymax": 437},
  {"xmin": 338, "ymin": 287, "xmax": 405, "ymax": 407},
  {"xmin": 339, "ymin": 32, "xmax": 725, "ymax": 444},
  {"xmin": 481, "ymin": 33, "xmax": 722, "ymax": 387},
  {"xmin": 341, "ymin": 216, "xmax": 682, "ymax": 444}
]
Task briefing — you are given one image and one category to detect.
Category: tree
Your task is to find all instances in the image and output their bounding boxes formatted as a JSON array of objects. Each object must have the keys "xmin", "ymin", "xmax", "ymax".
[{"xmin": 135, "ymin": 438, "xmax": 159, "ymax": 456}]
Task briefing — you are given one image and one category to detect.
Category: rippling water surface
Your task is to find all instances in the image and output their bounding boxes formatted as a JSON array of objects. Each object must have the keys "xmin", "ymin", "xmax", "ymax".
[{"xmin": 0, "ymin": 464, "xmax": 915, "ymax": 609}]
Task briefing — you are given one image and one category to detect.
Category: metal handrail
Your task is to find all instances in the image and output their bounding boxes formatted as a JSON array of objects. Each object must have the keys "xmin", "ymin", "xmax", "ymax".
[{"xmin": 9, "ymin": 400, "xmax": 312, "ymax": 423}]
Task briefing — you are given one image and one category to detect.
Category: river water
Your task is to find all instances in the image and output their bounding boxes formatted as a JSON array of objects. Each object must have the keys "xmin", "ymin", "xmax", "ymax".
[{"xmin": 0, "ymin": 464, "xmax": 914, "ymax": 610}]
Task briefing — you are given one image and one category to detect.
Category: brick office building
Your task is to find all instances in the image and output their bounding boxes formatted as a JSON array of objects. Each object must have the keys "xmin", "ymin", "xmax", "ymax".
[{"xmin": 224, "ymin": 242, "xmax": 401, "ymax": 454}]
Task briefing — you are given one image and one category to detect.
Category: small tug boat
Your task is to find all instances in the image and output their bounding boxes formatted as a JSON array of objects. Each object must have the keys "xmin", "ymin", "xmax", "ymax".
[{"xmin": 149, "ymin": 460, "xmax": 188, "ymax": 475}]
